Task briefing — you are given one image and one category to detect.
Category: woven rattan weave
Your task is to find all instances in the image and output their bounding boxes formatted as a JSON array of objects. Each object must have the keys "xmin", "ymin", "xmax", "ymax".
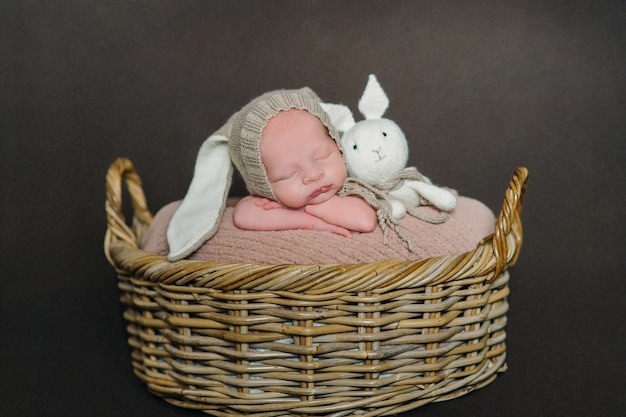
[{"xmin": 104, "ymin": 157, "xmax": 528, "ymax": 417}]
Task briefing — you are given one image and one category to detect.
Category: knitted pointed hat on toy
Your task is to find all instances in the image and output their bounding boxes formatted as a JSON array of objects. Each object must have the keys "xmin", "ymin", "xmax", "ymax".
[{"xmin": 166, "ymin": 87, "xmax": 340, "ymax": 261}]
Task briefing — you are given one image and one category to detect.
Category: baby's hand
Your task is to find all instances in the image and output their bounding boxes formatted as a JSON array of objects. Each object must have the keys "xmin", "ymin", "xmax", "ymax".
[
  {"xmin": 311, "ymin": 219, "xmax": 352, "ymax": 238},
  {"xmin": 254, "ymin": 197, "xmax": 283, "ymax": 210}
]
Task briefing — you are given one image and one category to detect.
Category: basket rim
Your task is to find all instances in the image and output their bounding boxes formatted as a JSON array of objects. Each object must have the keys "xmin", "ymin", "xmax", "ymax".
[{"xmin": 104, "ymin": 157, "xmax": 527, "ymax": 294}]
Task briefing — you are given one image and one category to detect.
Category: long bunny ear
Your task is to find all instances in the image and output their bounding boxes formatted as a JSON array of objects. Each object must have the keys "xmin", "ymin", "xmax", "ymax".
[
  {"xmin": 166, "ymin": 132, "xmax": 233, "ymax": 261},
  {"xmin": 320, "ymin": 102, "xmax": 356, "ymax": 133},
  {"xmin": 358, "ymin": 74, "xmax": 389, "ymax": 120}
]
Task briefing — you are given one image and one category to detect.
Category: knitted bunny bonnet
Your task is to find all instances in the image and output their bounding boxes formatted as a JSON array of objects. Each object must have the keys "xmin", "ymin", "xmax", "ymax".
[{"xmin": 166, "ymin": 87, "xmax": 341, "ymax": 261}]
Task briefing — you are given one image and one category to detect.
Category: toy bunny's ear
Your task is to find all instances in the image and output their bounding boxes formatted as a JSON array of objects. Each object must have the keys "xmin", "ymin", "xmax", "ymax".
[
  {"xmin": 166, "ymin": 132, "xmax": 233, "ymax": 261},
  {"xmin": 358, "ymin": 74, "xmax": 389, "ymax": 120},
  {"xmin": 320, "ymin": 102, "xmax": 356, "ymax": 133}
]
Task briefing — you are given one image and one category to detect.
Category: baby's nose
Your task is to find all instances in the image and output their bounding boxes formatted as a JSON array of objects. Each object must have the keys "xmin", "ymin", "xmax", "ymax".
[{"xmin": 304, "ymin": 168, "xmax": 324, "ymax": 183}]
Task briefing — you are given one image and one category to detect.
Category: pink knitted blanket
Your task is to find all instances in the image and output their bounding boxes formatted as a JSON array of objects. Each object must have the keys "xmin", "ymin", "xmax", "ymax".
[{"xmin": 141, "ymin": 196, "xmax": 495, "ymax": 264}]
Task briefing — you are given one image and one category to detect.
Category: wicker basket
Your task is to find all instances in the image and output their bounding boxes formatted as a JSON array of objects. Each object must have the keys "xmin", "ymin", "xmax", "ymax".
[{"xmin": 104, "ymin": 157, "xmax": 528, "ymax": 417}]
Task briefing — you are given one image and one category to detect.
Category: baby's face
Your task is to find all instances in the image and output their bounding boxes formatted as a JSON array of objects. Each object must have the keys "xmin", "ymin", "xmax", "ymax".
[{"xmin": 261, "ymin": 109, "xmax": 346, "ymax": 209}]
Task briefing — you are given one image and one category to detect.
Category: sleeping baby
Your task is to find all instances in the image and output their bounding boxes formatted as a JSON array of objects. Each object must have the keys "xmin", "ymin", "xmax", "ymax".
[
  {"xmin": 232, "ymin": 107, "xmax": 377, "ymax": 236},
  {"xmin": 142, "ymin": 85, "xmax": 495, "ymax": 263},
  {"xmin": 166, "ymin": 88, "xmax": 377, "ymax": 261}
]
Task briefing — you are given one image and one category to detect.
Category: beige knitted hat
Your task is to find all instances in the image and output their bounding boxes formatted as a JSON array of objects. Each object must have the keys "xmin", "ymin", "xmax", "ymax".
[
  {"xmin": 228, "ymin": 87, "xmax": 341, "ymax": 200},
  {"xmin": 166, "ymin": 87, "xmax": 340, "ymax": 261}
]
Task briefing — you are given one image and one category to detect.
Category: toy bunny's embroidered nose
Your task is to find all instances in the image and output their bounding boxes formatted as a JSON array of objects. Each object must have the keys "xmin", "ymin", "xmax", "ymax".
[{"xmin": 373, "ymin": 147, "xmax": 386, "ymax": 162}]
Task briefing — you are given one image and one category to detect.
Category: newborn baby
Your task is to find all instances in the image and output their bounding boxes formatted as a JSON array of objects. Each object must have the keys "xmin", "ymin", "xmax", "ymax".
[
  {"xmin": 166, "ymin": 87, "xmax": 376, "ymax": 261},
  {"xmin": 233, "ymin": 108, "xmax": 377, "ymax": 237},
  {"xmin": 145, "ymin": 88, "xmax": 496, "ymax": 264}
]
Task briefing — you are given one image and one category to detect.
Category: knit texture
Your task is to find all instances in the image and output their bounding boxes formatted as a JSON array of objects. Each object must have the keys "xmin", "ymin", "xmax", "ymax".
[
  {"xmin": 142, "ymin": 195, "xmax": 496, "ymax": 264},
  {"xmin": 339, "ymin": 168, "xmax": 450, "ymax": 252},
  {"xmin": 228, "ymin": 87, "xmax": 341, "ymax": 200}
]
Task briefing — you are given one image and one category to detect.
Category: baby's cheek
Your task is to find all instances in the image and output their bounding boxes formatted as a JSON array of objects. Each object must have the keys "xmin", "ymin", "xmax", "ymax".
[
  {"xmin": 333, "ymin": 161, "xmax": 347, "ymax": 183},
  {"xmin": 274, "ymin": 182, "xmax": 308, "ymax": 209}
]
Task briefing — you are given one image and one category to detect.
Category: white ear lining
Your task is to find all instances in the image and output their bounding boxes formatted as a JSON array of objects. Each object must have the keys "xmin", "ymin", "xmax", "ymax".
[{"xmin": 166, "ymin": 134, "xmax": 233, "ymax": 261}]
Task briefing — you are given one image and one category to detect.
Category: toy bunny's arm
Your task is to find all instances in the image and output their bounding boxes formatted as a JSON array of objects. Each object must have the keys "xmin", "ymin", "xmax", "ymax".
[{"xmin": 405, "ymin": 180, "xmax": 457, "ymax": 212}]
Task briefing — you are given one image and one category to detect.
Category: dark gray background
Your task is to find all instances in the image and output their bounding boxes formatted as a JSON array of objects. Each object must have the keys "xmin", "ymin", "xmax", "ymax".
[{"xmin": 2, "ymin": 1, "xmax": 625, "ymax": 416}]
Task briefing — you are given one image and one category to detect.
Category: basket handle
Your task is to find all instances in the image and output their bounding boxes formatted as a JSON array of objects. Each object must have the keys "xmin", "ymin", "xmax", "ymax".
[
  {"xmin": 490, "ymin": 166, "xmax": 529, "ymax": 281},
  {"xmin": 104, "ymin": 157, "xmax": 153, "ymax": 266}
]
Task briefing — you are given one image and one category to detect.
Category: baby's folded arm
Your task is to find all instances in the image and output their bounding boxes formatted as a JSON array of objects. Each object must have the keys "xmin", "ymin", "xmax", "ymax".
[
  {"xmin": 233, "ymin": 196, "xmax": 351, "ymax": 237},
  {"xmin": 305, "ymin": 196, "xmax": 377, "ymax": 233}
]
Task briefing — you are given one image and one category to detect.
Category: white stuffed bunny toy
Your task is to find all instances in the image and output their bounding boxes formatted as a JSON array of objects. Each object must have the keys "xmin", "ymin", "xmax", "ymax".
[{"xmin": 323, "ymin": 74, "xmax": 457, "ymax": 221}]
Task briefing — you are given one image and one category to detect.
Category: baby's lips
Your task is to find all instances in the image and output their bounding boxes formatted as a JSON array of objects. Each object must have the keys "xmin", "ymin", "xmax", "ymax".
[{"xmin": 309, "ymin": 185, "xmax": 331, "ymax": 199}]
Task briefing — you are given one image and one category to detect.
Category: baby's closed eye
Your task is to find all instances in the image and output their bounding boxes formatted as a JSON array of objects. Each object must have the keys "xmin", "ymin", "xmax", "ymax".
[
  {"xmin": 272, "ymin": 170, "xmax": 298, "ymax": 182},
  {"xmin": 315, "ymin": 150, "xmax": 333, "ymax": 161}
]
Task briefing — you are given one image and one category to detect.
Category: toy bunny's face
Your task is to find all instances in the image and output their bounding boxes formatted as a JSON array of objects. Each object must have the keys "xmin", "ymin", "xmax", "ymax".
[
  {"xmin": 320, "ymin": 74, "xmax": 413, "ymax": 184},
  {"xmin": 341, "ymin": 118, "xmax": 408, "ymax": 183}
]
